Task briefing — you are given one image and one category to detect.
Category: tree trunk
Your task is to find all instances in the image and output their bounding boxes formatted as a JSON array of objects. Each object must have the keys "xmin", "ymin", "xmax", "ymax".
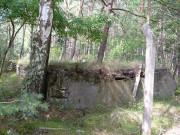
[
  {"xmin": 171, "ymin": 46, "xmax": 176, "ymax": 71},
  {"xmin": 139, "ymin": 0, "xmax": 145, "ymax": 28},
  {"xmin": 69, "ymin": 0, "xmax": 84, "ymax": 60},
  {"xmin": 88, "ymin": 41, "xmax": 92, "ymax": 55},
  {"xmin": 60, "ymin": 38, "xmax": 67, "ymax": 61},
  {"xmin": 78, "ymin": 0, "xmax": 84, "ymax": 17},
  {"xmin": 97, "ymin": 0, "xmax": 113, "ymax": 63},
  {"xmin": 8, "ymin": 22, "xmax": 14, "ymax": 57},
  {"xmin": 70, "ymin": 38, "xmax": 77, "ymax": 60},
  {"xmin": 29, "ymin": 24, "xmax": 34, "ymax": 56},
  {"xmin": 23, "ymin": 0, "xmax": 53, "ymax": 95},
  {"xmin": 41, "ymin": 29, "xmax": 52, "ymax": 99},
  {"xmin": 158, "ymin": 18, "xmax": 165, "ymax": 65},
  {"xmin": 133, "ymin": 64, "xmax": 142, "ymax": 102},
  {"xmin": 0, "ymin": 39, "xmax": 14, "ymax": 76},
  {"xmin": 178, "ymin": 47, "xmax": 180, "ymax": 84},
  {"xmin": 0, "ymin": 19, "xmax": 25, "ymax": 76},
  {"xmin": 142, "ymin": 24, "xmax": 156, "ymax": 135},
  {"xmin": 6, "ymin": 22, "xmax": 9, "ymax": 46},
  {"xmin": 88, "ymin": 0, "xmax": 94, "ymax": 56},
  {"xmin": 20, "ymin": 24, "xmax": 26, "ymax": 58}
]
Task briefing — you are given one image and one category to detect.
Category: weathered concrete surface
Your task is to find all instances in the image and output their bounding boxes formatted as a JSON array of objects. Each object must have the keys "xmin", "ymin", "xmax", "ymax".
[
  {"xmin": 47, "ymin": 66, "xmax": 176, "ymax": 108},
  {"xmin": 16, "ymin": 64, "xmax": 176, "ymax": 108},
  {"xmin": 16, "ymin": 64, "xmax": 27, "ymax": 76},
  {"xmin": 154, "ymin": 68, "xmax": 176, "ymax": 99}
]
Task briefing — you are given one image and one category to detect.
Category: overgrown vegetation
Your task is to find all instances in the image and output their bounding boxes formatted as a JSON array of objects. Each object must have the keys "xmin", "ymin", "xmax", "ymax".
[
  {"xmin": 0, "ymin": 0, "xmax": 180, "ymax": 134},
  {"xmin": 1, "ymin": 98, "xmax": 180, "ymax": 134},
  {"xmin": 0, "ymin": 72, "xmax": 180, "ymax": 134}
]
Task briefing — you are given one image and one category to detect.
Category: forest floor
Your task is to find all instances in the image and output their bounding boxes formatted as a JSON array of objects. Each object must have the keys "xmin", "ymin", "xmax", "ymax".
[{"xmin": 0, "ymin": 72, "xmax": 180, "ymax": 135}]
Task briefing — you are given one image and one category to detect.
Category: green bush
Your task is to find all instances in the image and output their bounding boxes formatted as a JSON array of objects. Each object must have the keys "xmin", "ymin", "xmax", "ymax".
[
  {"xmin": 0, "ymin": 127, "xmax": 8, "ymax": 135},
  {"xmin": 16, "ymin": 121, "xmax": 38, "ymax": 134}
]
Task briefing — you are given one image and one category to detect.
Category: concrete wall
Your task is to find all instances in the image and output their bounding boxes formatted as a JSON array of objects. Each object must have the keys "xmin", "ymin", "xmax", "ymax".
[
  {"xmin": 47, "ymin": 67, "xmax": 176, "ymax": 108},
  {"xmin": 16, "ymin": 64, "xmax": 176, "ymax": 108}
]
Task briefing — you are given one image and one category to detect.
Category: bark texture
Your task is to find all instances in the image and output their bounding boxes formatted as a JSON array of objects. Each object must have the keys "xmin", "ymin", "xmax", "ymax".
[
  {"xmin": 142, "ymin": 23, "xmax": 156, "ymax": 135},
  {"xmin": 97, "ymin": 0, "xmax": 113, "ymax": 63},
  {"xmin": 23, "ymin": 0, "xmax": 53, "ymax": 94},
  {"xmin": 133, "ymin": 64, "xmax": 142, "ymax": 100},
  {"xmin": 178, "ymin": 47, "xmax": 180, "ymax": 84},
  {"xmin": 20, "ymin": 25, "xmax": 26, "ymax": 58},
  {"xmin": 60, "ymin": 38, "xmax": 67, "ymax": 61},
  {"xmin": 29, "ymin": 25, "xmax": 34, "ymax": 56},
  {"xmin": 69, "ymin": 38, "xmax": 77, "ymax": 60}
]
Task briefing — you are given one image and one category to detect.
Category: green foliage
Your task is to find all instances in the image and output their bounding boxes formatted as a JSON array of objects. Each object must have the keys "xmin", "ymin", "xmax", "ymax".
[
  {"xmin": 0, "ymin": 72, "xmax": 48, "ymax": 119},
  {"xmin": 54, "ymin": 12, "xmax": 109, "ymax": 44},
  {"xmin": 176, "ymin": 85, "xmax": 180, "ymax": 95},
  {"xmin": 53, "ymin": 4, "xmax": 68, "ymax": 36},
  {"xmin": 16, "ymin": 121, "xmax": 38, "ymax": 134},
  {"xmin": 0, "ymin": 93, "xmax": 49, "ymax": 118},
  {"xmin": 68, "ymin": 13, "xmax": 109, "ymax": 42},
  {"xmin": 19, "ymin": 93, "xmax": 49, "ymax": 118},
  {"xmin": 49, "ymin": 46, "xmax": 62, "ymax": 62},
  {"xmin": 0, "ymin": 127, "xmax": 8, "ymax": 135},
  {"xmin": 0, "ymin": 72, "xmax": 23, "ymax": 101},
  {"xmin": 0, "ymin": 0, "xmax": 39, "ymax": 23},
  {"xmin": 95, "ymin": 104, "xmax": 103, "ymax": 110}
]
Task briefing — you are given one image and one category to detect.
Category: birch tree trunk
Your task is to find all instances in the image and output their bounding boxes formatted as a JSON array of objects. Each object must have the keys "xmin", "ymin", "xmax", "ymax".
[
  {"xmin": 23, "ymin": 0, "xmax": 53, "ymax": 95},
  {"xmin": 142, "ymin": 23, "xmax": 156, "ymax": 135}
]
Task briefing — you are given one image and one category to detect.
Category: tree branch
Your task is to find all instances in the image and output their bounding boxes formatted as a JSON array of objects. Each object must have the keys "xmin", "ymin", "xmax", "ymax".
[
  {"xmin": 14, "ymin": 20, "xmax": 27, "ymax": 39},
  {"xmin": 0, "ymin": 100, "xmax": 20, "ymax": 104},
  {"xmin": 101, "ymin": 0, "xmax": 107, "ymax": 6},
  {"xmin": 155, "ymin": 0, "xmax": 180, "ymax": 11},
  {"xmin": 112, "ymin": 8, "xmax": 159, "ymax": 22},
  {"xmin": 112, "ymin": 8, "xmax": 146, "ymax": 19}
]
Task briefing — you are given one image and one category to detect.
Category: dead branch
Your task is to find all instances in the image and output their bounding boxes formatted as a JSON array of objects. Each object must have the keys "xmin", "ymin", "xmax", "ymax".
[
  {"xmin": 0, "ymin": 100, "xmax": 20, "ymax": 104},
  {"xmin": 39, "ymin": 127, "xmax": 69, "ymax": 130}
]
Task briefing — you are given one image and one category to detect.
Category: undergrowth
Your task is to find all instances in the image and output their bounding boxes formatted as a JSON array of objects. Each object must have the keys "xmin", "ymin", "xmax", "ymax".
[
  {"xmin": 0, "ymin": 72, "xmax": 179, "ymax": 135},
  {"xmin": 0, "ymin": 72, "xmax": 23, "ymax": 101}
]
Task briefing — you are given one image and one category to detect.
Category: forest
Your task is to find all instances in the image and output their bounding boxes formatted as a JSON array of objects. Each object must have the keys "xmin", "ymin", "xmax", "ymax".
[{"xmin": 0, "ymin": 0, "xmax": 180, "ymax": 134}]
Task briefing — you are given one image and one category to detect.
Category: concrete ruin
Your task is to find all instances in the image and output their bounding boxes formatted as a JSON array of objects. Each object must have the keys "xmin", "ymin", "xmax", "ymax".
[
  {"xmin": 47, "ymin": 65, "xmax": 176, "ymax": 108},
  {"xmin": 17, "ymin": 64, "xmax": 177, "ymax": 108}
]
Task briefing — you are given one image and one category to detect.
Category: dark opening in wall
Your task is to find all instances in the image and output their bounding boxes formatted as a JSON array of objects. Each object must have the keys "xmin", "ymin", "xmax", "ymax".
[{"xmin": 115, "ymin": 77, "xmax": 126, "ymax": 80}]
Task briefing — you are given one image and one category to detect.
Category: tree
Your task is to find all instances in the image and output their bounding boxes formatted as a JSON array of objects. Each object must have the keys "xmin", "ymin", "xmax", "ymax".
[
  {"xmin": 0, "ymin": 19, "xmax": 26, "ymax": 76},
  {"xmin": 69, "ymin": 0, "xmax": 84, "ymax": 60},
  {"xmin": 97, "ymin": 0, "xmax": 114, "ymax": 63},
  {"xmin": 23, "ymin": 0, "xmax": 54, "ymax": 97},
  {"xmin": 142, "ymin": 0, "xmax": 156, "ymax": 134},
  {"xmin": 0, "ymin": 0, "xmax": 39, "ymax": 76},
  {"xmin": 20, "ymin": 25, "xmax": 26, "ymax": 58},
  {"xmin": 88, "ymin": 0, "xmax": 94, "ymax": 56},
  {"xmin": 29, "ymin": 24, "xmax": 34, "ymax": 56}
]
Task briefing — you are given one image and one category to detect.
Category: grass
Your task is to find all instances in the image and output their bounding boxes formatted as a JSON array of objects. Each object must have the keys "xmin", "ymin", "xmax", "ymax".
[
  {"xmin": 6, "ymin": 98, "xmax": 178, "ymax": 135},
  {"xmin": 0, "ymin": 72, "xmax": 180, "ymax": 135},
  {"xmin": 49, "ymin": 59, "xmax": 141, "ymax": 72},
  {"xmin": 16, "ymin": 53, "xmax": 141, "ymax": 71},
  {"xmin": 0, "ymin": 72, "xmax": 23, "ymax": 101},
  {"xmin": 17, "ymin": 55, "xmax": 30, "ymax": 66}
]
